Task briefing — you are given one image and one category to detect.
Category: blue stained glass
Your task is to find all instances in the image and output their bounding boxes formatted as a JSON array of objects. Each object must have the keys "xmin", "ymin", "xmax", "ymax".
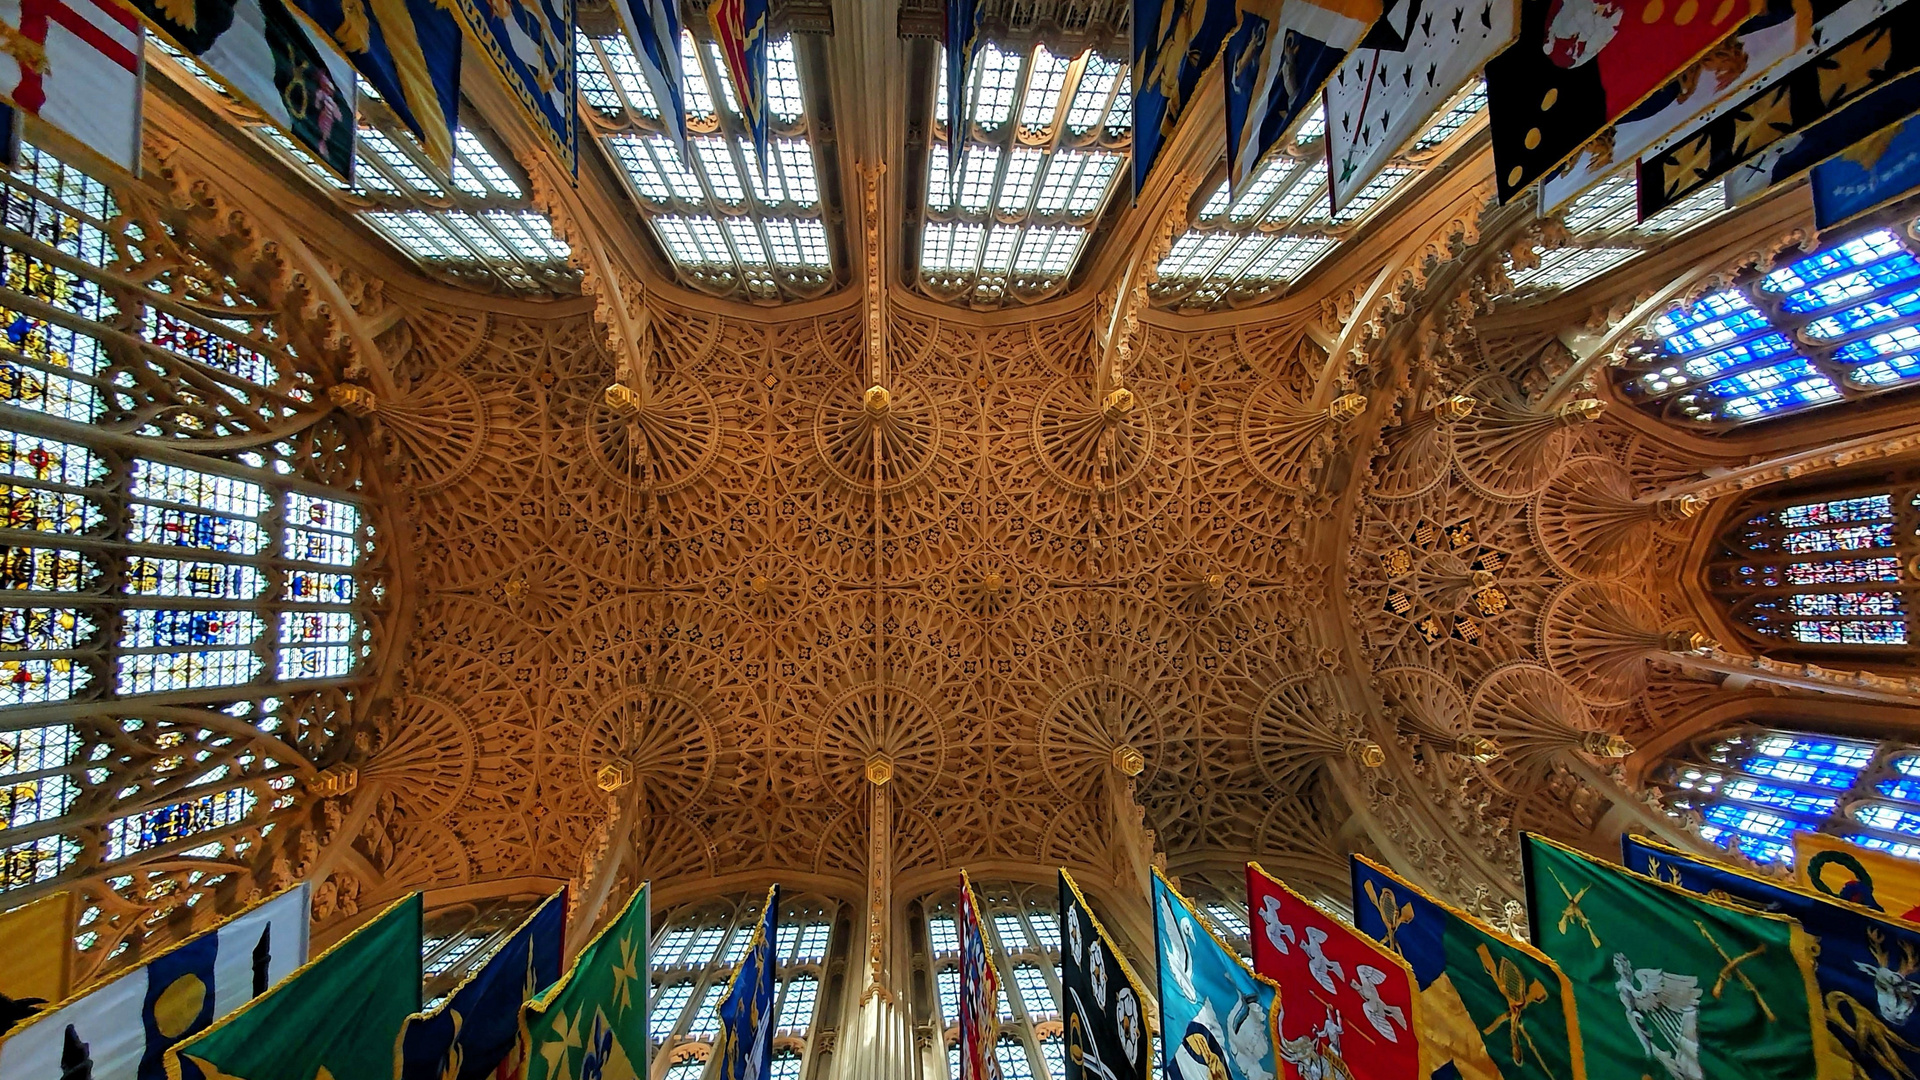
[
  {"xmin": 1789, "ymin": 591, "xmax": 1903, "ymax": 616},
  {"xmin": 1697, "ymin": 824, "xmax": 1793, "ymax": 863},
  {"xmin": 1849, "ymin": 353, "xmax": 1920, "ymax": 386},
  {"xmin": 1792, "ymin": 619, "xmax": 1907, "ymax": 644},
  {"xmin": 1786, "ymin": 557, "xmax": 1900, "ymax": 584},
  {"xmin": 1675, "ymin": 334, "xmax": 1796, "ymax": 380},
  {"xmin": 286, "ymin": 569, "xmax": 355, "ymax": 603},
  {"xmin": 127, "ymin": 504, "xmax": 266, "ymax": 554},
  {"xmin": 1745, "ymin": 733, "xmax": 1875, "ymax": 771},
  {"xmin": 1703, "ymin": 802, "xmax": 1805, "ymax": 839},
  {"xmin": 1698, "ymin": 358, "xmax": 1843, "ymax": 418},
  {"xmin": 1652, "ymin": 289, "xmax": 1752, "ymax": 337},
  {"xmin": 142, "ymin": 309, "xmax": 278, "ymax": 387},
  {"xmin": 1777, "ymin": 252, "xmax": 1920, "ymax": 313},
  {"xmin": 1013, "ymin": 963, "xmax": 1056, "ymax": 1018},
  {"xmin": 1836, "ymin": 323, "xmax": 1920, "ymax": 363},
  {"xmin": 1857, "ymin": 803, "xmax": 1920, "ymax": 837},
  {"xmin": 1893, "ymin": 755, "xmax": 1920, "ymax": 778},
  {"xmin": 1880, "ymin": 778, "xmax": 1920, "ymax": 800},
  {"xmin": 1779, "ymin": 495, "xmax": 1892, "ymax": 527},
  {"xmin": 120, "ymin": 608, "xmax": 261, "ymax": 648},
  {"xmin": 1656, "ymin": 294, "xmax": 1772, "ymax": 354},
  {"xmin": 103, "ymin": 787, "xmax": 255, "ymax": 860},
  {"xmin": 279, "ymin": 610, "xmax": 353, "ymax": 679},
  {"xmin": 1804, "ymin": 287, "xmax": 1920, "ymax": 340},
  {"xmin": 1719, "ymin": 778, "xmax": 1839, "ymax": 815},
  {"xmin": 1846, "ymin": 834, "xmax": 1920, "ymax": 860},
  {"xmin": 1782, "ymin": 523, "xmax": 1894, "ymax": 552},
  {"xmin": 1763, "ymin": 229, "xmax": 1905, "ymax": 291}
]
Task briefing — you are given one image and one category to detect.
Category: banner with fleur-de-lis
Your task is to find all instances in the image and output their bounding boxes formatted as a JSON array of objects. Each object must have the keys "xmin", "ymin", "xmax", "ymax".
[{"xmin": 1627, "ymin": 834, "xmax": 1920, "ymax": 1080}]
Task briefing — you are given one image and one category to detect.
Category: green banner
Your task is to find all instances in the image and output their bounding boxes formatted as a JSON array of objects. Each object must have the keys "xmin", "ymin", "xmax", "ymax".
[
  {"xmin": 520, "ymin": 883, "xmax": 649, "ymax": 1080},
  {"xmin": 167, "ymin": 892, "xmax": 422, "ymax": 1080},
  {"xmin": 1523, "ymin": 834, "xmax": 1852, "ymax": 1080}
]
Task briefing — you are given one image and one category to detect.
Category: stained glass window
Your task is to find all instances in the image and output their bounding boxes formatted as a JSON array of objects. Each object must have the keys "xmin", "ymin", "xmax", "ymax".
[
  {"xmin": 919, "ymin": 42, "xmax": 1130, "ymax": 306},
  {"xmin": 581, "ymin": 29, "xmax": 835, "ymax": 301},
  {"xmin": 1153, "ymin": 80, "xmax": 1485, "ymax": 311},
  {"xmin": 0, "ymin": 133, "xmax": 389, "ymax": 971},
  {"xmin": 1620, "ymin": 225, "xmax": 1920, "ymax": 425},
  {"xmin": 1662, "ymin": 728, "xmax": 1920, "ymax": 866},
  {"xmin": 921, "ymin": 880, "xmax": 1064, "ymax": 1078},
  {"xmin": 997, "ymin": 1034, "xmax": 1040, "ymax": 1080},
  {"xmin": 1712, "ymin": 485, "xmax": 1915, "ymax": 646},
  {"xmin": 646, "ymin": 893, "xmax": 839, "ymax": 1068}
]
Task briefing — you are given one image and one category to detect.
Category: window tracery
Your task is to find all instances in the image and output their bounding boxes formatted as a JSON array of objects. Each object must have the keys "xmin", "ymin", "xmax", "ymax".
[
  {"xmin": 1150, "ymin": 80, "xmax": 1485, "ymax": 311},
  {"xmin": 151, "ymin": 45, "xmax": 576, "ymax": 296},
  {"xmin": 1505, "ymin": 176, "xmax": 1726, "ymax": 295},
  {"xmin": 1711, "ymin": 481, "xmax": 1919, "ymax": 647},
  {"xmin": 1618, "ymin": 223, "xmax": 1920, "ymax": 426},
  {"xmin": 918, "ymin": 41, "xmax": 1131, "ymax": 306},
  {"xmin": 0, "ymin": 137, "xmax": 389, "ymax": 980},
  {"xmin": 579, "ymin": 29, "xmax": 836, "ymax": 302},
  {"xmin": 1660, "ymin": 726, "xmax": 1920, "ymax": 865},
  {"xmin": 645, "ymin": 892, "xmax": 841, "ymax": 1074},
  {"xmin": 920, "ymin": 881, "xmax": 1066, "ymax": 1079}
]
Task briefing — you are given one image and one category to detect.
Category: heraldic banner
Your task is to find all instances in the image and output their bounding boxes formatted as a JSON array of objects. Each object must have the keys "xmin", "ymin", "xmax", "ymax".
[
  {"xmin": 1246, "ymin": 861, "xmax": 1416, "ymax": 1080},
  {"xmin": 520, "ymin": 882, "xmax": 649, "ymax": 1080},
  {"xmin": 1060, "ymin": 869, "xmax": 1150, "ymax": 1080},
  {"xmin": 1, "ymin": 884, "xmax": 308, "ymax": 1080},
  {"xmin": 958, "ymin": 871, "xmax": 1003, "ymax": 1080},
  {"xmin": 0, "ymin": 891, "xmax": 70, "ymax": 1025},
  {"xmin": 1351, "ymin": 855, "xmax": 1584, "ymax": 1080},
  {"xmin": 445, "ymin": 0, "xmax": 575, "ymax": 169},
  {"xmin": 399, "ymin": 887, "xmax": 565, "ymax": 1080},
  {"xmin": 1523, "ymin": 833, "xmax": 1850, "ymax": 1080},
  {"xmin": 1626, "ymin": 834, "xmax": 1920, "ymax": 1080},
  {"xmin": 712, "ymin": 885, "xmax": 777, "ymax": 1080},
  {"xmin": 167, "ymin": 889, "xmax": 417, "ymax": 1080},
  {"xmin": 1154, "ymin": 868, "xmax": 1279, "ymax": 1080},
  {"xmin": 1798, "ymin": 832, "xmax": 1920, "ymax": 920}
]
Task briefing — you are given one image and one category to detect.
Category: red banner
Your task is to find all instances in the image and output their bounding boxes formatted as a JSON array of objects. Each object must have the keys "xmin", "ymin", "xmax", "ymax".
[{"xmin": 1247, "ymin": 861, "xmax": 1422, "ymax": 1080}]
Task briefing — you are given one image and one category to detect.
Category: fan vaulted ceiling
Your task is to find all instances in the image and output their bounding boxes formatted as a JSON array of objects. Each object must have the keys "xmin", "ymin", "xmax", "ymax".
[{"xmin": 19, "ymin": 0, "xmax": 1920, "ymax": 1056}]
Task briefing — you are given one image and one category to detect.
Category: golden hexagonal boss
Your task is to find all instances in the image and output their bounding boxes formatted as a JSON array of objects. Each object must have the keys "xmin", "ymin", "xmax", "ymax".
[
  {"xmin": 307, "ymin": 764, "xmax": 358, "ymax": 798},
  {"xmin": 1327, "ymin": 393, "xmax": 1368, "ymax": 424},
  {"xmin": 1453, "ymin": 736, "xmax": 1501, "ymax": 763},
  {"xmin": 750, "ymin": 574, "xmax": 775, "ymax": 596},
  {"xmin": 1579, "ymin": 732, "xmax": 1634, "ymax": 758},
  {"xmin": 863, "ymin": 385, "xmax": 892, "ymax": 416},
  {"xmin": 1432, "ymin": 394, "xmax": 1476, "ymax": 423},
  {"xmin": 604, "ymin": 382, "xmax": 642, "ymax": 415},
  {"xmin": 595, "ymin": 760, "xmax": 634, "ymax": 792},
  {"xmin": 1469, "ymin": 569, "xmax": 1496, "ymax": 589},
  {"xmin": 1556, "ymin": 398, "xmax": 1605, "ymax": 425},
  {"xmin": 1348, "ymin": 740, "xmax": 1386, "ymax": 768},
  {"xmin": 1102, "ymin": 386, "xmax": 1136, "ymax": 422},
  {"xmin": 1657, "ymin": 494, "xmax": 1706, "ymax": 520},
  {"xmin": 1663, "ymin": 629, "xmax": 1716, "ymax": 653},
  {"xmin": 865, "ymin": 754, "xmax": 894, "ymax": 786},
  {"xmin": 982, "ymin": 572, "xmax": 1006, "ymax": 593},
  {"xmin": 327, "ymin": 384, "xmax": 377, "ymax": 417},
  {"xmin": 1111, "ymin": 745, "xmax": 1146, "ymax": 777}
]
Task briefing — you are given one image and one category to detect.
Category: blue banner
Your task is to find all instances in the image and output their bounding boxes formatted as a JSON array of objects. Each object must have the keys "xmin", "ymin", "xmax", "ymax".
[
  {"xmin": 1812, "ymin": 113, "xmax": 1920, "ymax": 227},
  {"xmin": 398, "ymin": 889, "xmax": 564, "ymax": 1080},
  {"xmin": 1152, "ymin": 869, "xmax": 1278, "ymax": 1080},
  {"xmin": 713, "ymin": 886, "xmax": 778, "ymax": 1080},
  {"xmin": 445, "ymin": 0, "xmax": 575, "ymax": 169},
  {"xmin": 292, "ymin": 0, "xmax": 462, "ymax": 168},
  {"xmin": 1625, "ymin": 835, "xmax": 1920, "ymax": 1080},
  {"xmin": 1133, "ymin": 0, "xmax": 1237, "ymax": 198},
  {"xmin": 945, "ymin": 0, "xmax": 981, "ymax": 176},
  {"xmin": 1222, "ymin": 0, "xmax": 1380, "ymax": 189},
  {"xmin": 1724, "ymin": 65, "xmax": 1920, "ymax": 207}
]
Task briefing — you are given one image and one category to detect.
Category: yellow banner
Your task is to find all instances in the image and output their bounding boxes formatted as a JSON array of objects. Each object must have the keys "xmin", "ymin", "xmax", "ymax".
[
  {"xmin": 1795, "ymin": 832, "xmax": 1920, "ymax": 920},
  {"xmin": 0, "ymin": 892, "xmax": 71, "ymax": 1008}
]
